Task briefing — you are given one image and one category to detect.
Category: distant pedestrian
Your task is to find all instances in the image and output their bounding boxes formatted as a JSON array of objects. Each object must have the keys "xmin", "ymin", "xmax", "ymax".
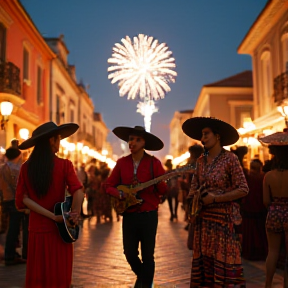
[
  {"xmin": 15, "ymin": 122, "xmax": 84, "ymax": 288},
  {"xmin": 0, "ymin": 146, "xmax": 26, "ymax": 265},
  {"xmin": 241, "ymin": 159, "xmax": 268, "ymax": 260},
  {"xmin": 105, "ymin": 125, "xmax": 167, "ymax": 288},
  {"xmin": 164, "ymin": 159, "xmax": 180, "ymax": 221}
]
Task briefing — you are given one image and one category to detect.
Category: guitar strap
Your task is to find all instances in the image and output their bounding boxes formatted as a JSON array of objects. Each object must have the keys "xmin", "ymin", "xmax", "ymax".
[{"xmin": 150, "ymin": 156, "xmax": 157, "ymax": 193}]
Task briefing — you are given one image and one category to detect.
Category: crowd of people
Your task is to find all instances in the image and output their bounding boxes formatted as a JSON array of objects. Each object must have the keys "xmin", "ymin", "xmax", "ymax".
[{"xmin": 0, "ymin": 118, "xmax": 287, "ymax": 288}]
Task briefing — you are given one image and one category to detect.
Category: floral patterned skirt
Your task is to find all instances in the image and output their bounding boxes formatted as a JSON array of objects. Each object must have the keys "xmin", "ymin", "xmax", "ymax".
[
  {"xmin": 266, "ymin": 197, "xmax": 288, "ymax": 233},
  {"xmin": 190, "ymin": 203, "xmax": 246, "ymax": 288}
]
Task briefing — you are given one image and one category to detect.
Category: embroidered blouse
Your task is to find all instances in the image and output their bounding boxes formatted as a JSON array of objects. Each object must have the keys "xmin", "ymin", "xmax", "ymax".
[{"xmin": 189, "ymin": 149, "xmax": 248, "ymax": 198}]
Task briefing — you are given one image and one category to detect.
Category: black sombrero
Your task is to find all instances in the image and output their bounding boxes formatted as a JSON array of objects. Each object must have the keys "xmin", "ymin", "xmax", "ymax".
[
  {"xmin": 18, "ymin": 122, "xmax": 79, "ymax": 150},
  {"xmin": 112, "ymin": 126, "xmax": 163, "ymax": 151},
  {"xmin": 182, "ymin": 117, "xmax": 239, "ymax": 146}
]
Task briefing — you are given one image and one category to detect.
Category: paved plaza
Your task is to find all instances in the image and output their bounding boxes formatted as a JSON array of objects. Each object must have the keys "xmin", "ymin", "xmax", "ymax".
[{"xmin": 0, "ymin": 202, "xmax": 285, "ymax": 288}]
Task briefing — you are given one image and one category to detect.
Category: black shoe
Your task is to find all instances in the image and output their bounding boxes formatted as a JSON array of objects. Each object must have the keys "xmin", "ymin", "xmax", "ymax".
[{"xmin": 170, "ymin": 215, "xmax": 174, "ymax": 221}]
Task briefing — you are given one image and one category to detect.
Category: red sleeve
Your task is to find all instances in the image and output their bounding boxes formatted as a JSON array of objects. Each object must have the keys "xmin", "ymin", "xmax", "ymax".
[
  {"xmin": 15, "ymin": 164, "xmax": 28, "ymax": 210},
  {"xmin": 153, "ymin": 157, "xmax": 167, "ymax": 195},
  {"xmin": 65, "ymin": 160, "xmax": 83, "ymax": 195}
]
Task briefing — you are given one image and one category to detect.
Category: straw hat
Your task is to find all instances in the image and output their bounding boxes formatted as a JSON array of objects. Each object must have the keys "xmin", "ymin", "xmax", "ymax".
[{"xmin": 258, "ymin": 130, "xmax": 288, "ymax": 146}]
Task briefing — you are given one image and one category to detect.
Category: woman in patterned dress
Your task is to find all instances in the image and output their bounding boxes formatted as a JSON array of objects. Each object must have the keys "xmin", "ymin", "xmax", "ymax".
[
  {"xmin": 259, "ymin": 131, "xmax": 288, "ymax": 288},
  {"xmin": 182, "ymin": 117, "xmax": 249, "ymax": 288}
]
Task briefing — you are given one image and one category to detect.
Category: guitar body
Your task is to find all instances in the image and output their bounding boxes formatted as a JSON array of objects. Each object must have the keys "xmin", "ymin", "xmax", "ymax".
[
  {"xmin": 54, "ymin": 196, "xmax": 79, "ymax": 243},
  {"xmin": 112, "ymin": 185, "xmax": 143, "ymax": 215},
  {"xmin": 112, "ymin": 164, "xmax": 195, "ymax": 215}
]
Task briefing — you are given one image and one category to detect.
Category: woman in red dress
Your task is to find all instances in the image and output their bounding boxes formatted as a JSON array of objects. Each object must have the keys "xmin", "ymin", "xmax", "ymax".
[{"xmin": 15, "ymin": 122, "xmax": 84, "ymax": 288}]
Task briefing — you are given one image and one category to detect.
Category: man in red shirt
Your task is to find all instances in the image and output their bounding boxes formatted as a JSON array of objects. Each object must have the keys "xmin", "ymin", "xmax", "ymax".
[{"xmin": 105, "ymin": 126, "xmax": 167, "ymax": 288}]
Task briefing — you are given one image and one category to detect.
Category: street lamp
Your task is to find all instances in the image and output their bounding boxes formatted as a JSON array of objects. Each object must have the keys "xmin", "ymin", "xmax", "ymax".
[
  {"xmin": 0, "ymin": 101, "xmax": 13, "ymax": 130},
  {"xmin": 277, "ymin": 102, "xmax": 288, "ymax": 127},
  {"xmin": 19, "ymin": 128, "xmax": 29, "ymax": 140}
]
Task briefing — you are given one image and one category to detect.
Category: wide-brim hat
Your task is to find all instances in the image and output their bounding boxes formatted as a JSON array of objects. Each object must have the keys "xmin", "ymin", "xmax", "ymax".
[
  {"xmin": 19, "ymin": 122, "xmax": 79, "ymax": 150},
  {"xmin": 112, "ymin": 126, "xmax": 163, "ymax": 151},
  {"xmin": 258, "ymin": 131, "xmax": 288, "ymax": 146},
  {"xmin": 182, "ymin": 117, "xmax": 239, "ymax": 146}
]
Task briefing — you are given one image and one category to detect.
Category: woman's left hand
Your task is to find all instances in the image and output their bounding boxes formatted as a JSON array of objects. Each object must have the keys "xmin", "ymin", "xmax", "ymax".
[{"xmin": 201, "ymin": 192, "xmax": 215, "ymax": 206}]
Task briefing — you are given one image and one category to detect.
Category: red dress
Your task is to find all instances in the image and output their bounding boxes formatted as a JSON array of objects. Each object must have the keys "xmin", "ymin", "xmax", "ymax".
[{"xmin": 15, "ymin": 156, "xmax": 82, "ymax": 288}]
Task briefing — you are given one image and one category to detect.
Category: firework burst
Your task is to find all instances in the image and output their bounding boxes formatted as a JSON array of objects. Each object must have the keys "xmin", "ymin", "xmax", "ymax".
[{"xmin": 107, "ymin": 34, "xmax": 177, "ymax": 101}]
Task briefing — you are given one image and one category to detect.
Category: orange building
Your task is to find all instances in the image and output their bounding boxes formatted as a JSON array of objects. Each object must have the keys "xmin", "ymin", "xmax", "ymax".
[{"xmin": 0, "ymin": 0, "xmax": 55, "ymax": 150}]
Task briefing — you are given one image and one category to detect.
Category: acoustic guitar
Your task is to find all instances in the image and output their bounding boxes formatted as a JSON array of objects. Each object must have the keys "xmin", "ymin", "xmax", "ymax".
[
  {"xmin": 54, "ymin": 196, "xmax": 79, "ymax": 243},
  {"xmin": 112, "ymin": 164, "xmax": 195, "ymax": 214}
]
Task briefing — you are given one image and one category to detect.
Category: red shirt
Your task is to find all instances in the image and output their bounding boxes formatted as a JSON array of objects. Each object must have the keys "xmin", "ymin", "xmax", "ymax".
[{"xmin": 105, "ymin": 152, "xmax": 167, "ymax": 213}]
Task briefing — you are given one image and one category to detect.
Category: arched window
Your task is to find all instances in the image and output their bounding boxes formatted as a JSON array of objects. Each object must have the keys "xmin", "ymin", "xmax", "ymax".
[
  {"xmin": 260, "ymin": 50, "xmax": 272, "ymax": 114},
  {"xmin": 281, "ymin": 32, "xmax": 288, "ymax": 72}
]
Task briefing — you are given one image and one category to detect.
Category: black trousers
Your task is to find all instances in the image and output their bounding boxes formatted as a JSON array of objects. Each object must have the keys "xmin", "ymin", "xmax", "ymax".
[
  {"xmin": 2, "ymin": 200, "xmax": 24, "ymax": 260},
  {"xmin": 122, "ymin": 210, "xmax": 158, "ymax": 288}
]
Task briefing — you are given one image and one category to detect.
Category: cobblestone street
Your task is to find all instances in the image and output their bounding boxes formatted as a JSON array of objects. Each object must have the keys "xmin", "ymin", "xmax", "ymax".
[{"xmin": 0, "ymin": 202, "xmax": 284, "ymax": 288}]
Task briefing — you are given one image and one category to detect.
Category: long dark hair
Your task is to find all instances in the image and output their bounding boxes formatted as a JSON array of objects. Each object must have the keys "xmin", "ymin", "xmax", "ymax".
[
  {"xmin": 27, "ymin": 137, "xmax": 55, "ymax": 198},
  {"xmin": 269, "ymin": 145, "xmax": 288, "ymax": 170}
]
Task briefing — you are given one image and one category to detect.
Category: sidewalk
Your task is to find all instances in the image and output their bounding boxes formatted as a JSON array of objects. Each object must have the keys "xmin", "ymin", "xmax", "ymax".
[{"xmin": 0, "ymin": 201, "xmax": 285, "ymax": 287}]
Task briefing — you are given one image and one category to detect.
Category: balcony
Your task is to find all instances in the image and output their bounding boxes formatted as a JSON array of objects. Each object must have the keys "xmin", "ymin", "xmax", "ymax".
[
  {"xmin": 273, "ymin": 70, "xmax": 288, "ymax": 104},
  {"xmin": 77, "ymin": 131, "xmax": 95, "ymax": 146},
  {"xmin": 0, "ymin": 62, "xmax": 21, "ymax": 97}
]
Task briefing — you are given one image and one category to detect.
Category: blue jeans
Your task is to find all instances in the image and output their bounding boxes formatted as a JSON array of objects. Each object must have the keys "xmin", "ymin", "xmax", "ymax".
[{"xmin": 122, "ymin": 210, "xmax": 158, "ymax": 288}]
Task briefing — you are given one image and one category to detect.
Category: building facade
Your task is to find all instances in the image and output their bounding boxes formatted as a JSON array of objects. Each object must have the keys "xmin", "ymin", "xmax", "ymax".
[
  {"xmin": 0, "ymin": 0, "xmax": 55, "ymax": 150},
  {"xmin": 238, "ymin": 0, "xmax": 288, "ymax": 162}
]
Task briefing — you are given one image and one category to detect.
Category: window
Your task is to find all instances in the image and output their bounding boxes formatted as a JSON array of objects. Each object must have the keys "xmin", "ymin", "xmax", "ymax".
[
  {"xmin": 23, "ymin": 47, "xmax": 29, "ymax": 81},
  {"xmin": 281, "ymin": 33, "xmax": 288, "ymax": 72},
  {"xmin": 70, "ymin": 109, "xmax": 74, "ymax": 122},
  {"xmin": 0, "ymin": 23, "xmax": 6, "ymax": 63},
  {"xmin": 260, "ymin": 51, "xmax": 272, "ymax": 114},
  {"xmin": 37, "ymin": 65, "xmax": 43, "ymax": 104},
  {"xmin": 56, "ymin": 95, "xmax": 60, "ymax": 124}
]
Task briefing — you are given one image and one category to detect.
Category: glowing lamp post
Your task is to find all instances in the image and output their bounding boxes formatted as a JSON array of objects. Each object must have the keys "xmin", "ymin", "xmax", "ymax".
[
  {"xmin": 19, "ymin": 128, "xmax": 29, "ymax": 140},
  {"xmin": 0, "ymin": 101, "xmax": 13, "ymax": 130}
]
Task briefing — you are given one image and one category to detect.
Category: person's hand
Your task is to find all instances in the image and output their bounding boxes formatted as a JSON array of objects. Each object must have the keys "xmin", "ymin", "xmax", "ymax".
[
  {"xmin": 69, "ymin": 212, "xmax": 80, "ymax": 225},
  {"xmin": 54, "ymin": 215, "xmax": 64, "ymax": 223},
  {"xmin": 201, "ymin": 192, "xmax": 215, "ymax": 206}
]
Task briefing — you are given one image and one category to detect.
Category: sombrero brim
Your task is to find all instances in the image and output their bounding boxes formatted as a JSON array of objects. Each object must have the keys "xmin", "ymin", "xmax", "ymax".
[
  {"xmin": 19, "ymin": 123, "xmax": 79, "ymax": 150},
  {"xmin": 112, "ymin": 127, "xmax": 163, "ymax": 151},
  {"xmin": 182, "ymin": 117, "xmax": 239, "ymax": 146},
  {"xmin": 258, "ymin": 132, "xmax": 288, "ymax": 146}
]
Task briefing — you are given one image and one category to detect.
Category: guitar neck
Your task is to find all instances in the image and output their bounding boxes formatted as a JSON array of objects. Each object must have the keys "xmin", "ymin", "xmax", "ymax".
[
  {"xmin": 134, "ymin": 164, "xmax": 194, "ymax": 191},
  {"xmin": 137, "ymin": 174, "xmax": 168, "ymax": 190}
]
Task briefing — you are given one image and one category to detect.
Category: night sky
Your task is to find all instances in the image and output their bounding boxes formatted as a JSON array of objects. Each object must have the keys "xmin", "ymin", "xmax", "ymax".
[{"xmin": 20, "ymin": 0, "xmax": 267, "ymax": 160}]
